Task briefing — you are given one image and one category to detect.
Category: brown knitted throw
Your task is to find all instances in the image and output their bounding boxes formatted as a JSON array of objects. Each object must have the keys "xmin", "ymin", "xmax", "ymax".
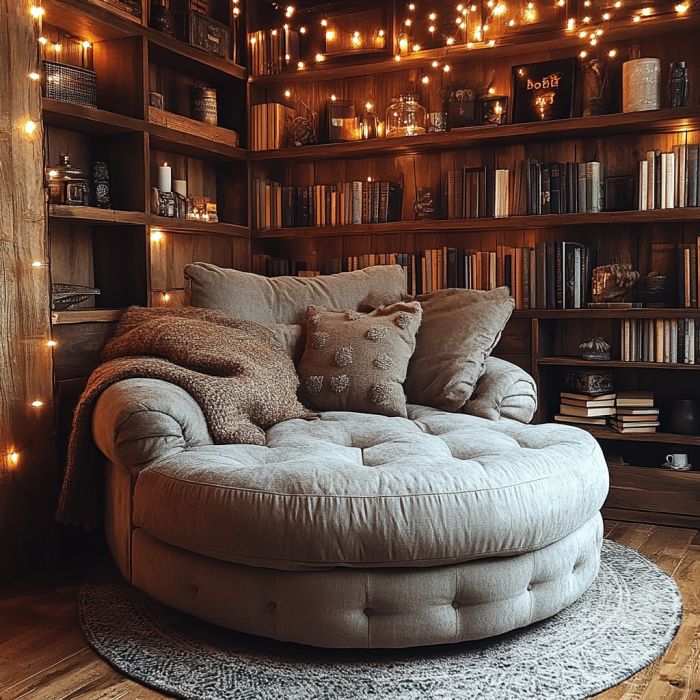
[{"xmin": 57, "ymin": 306, "xmax": 313, "ymax": 529}]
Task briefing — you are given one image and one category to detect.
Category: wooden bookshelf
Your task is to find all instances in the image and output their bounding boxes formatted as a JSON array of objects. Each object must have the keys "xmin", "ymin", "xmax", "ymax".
[
  {"xmin": 587, "ymin": 428, "xmax": 700, "ymax": 446},
  {"xmin": 538, "ymin": 356, "xmax": 700, "ymax": 370}
]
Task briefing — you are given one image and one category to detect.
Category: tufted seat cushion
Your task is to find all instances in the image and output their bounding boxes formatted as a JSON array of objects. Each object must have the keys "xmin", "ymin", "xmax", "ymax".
[{"xmin": 132, "ymin": 405, "xmax": 609, "ymax": 572}]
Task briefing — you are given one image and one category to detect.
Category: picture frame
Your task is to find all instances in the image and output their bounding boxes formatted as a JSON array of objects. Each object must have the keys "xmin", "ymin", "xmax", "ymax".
[
  {"xmin": 511, "ymin": 58, "xmax": 577, "ymax": 123},
  {"xmin": 326, "ymin": 100, "xmax": 360, "ymax": 143},
  {"xmin": 478, "ymin": 96, "xmax": 508, "ymax": 125}
]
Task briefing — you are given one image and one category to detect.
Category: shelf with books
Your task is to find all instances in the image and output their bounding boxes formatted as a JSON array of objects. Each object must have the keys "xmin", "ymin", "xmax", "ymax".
[
  {"xmin": 247, "ymin": 13, "xmax": 700, "ymax": 88},
  {"xmin": 250, "ymin": 107, "xmax": 700, "ymax": 163},
  {"xmin": 587, "ymin": 428, "xmax": 700, "ymax": 446},
  {"xmin": 537, "ymin": 356, "xmax": 700, "ymax": 370},
  {"xmin": 253, "ymin": 208, "xmax": 700, "ymax": 238},
  {"xmin": 514, "ymin": 309, "xmax": 700, "ymax": 319}
]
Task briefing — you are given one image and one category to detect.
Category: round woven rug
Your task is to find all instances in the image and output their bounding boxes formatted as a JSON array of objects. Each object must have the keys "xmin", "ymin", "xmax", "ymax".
[{"xmin": 79, "ymin": 540, "xmax": 682, "ymax": 700}]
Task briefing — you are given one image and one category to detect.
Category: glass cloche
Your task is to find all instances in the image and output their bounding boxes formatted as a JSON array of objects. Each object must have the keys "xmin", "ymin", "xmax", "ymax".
[{"xmin": 386, "ymin": 86, "xmax": 426, "ymax": 137}]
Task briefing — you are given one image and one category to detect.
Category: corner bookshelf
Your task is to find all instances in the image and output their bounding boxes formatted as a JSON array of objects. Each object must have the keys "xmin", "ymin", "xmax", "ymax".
[{"xmin": 247, "ymin": 0, "xmax": 700, "ymax": 527}]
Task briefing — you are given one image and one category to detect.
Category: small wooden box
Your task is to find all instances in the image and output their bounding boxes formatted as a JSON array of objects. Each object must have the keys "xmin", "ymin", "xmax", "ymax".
[
  {"xmin": 564, "ymin": 370, "xmax": 614, "ymax": 396},
  {"xmin": 177, "ymin": 11, "xmax": 231, "ymax": 60}
]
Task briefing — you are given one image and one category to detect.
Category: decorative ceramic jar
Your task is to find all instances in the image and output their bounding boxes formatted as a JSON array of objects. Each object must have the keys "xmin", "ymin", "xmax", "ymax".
[
  {"xmin": 46, "ymin": 153, "xmax": 89, "ymax": 206},
  {"xmin": 386, "ymin": 87, "xmax": 426, "ymax": 138},
  {"xmin": 622, "ymin": 57, "xmax": 660, "ymax": 113}
]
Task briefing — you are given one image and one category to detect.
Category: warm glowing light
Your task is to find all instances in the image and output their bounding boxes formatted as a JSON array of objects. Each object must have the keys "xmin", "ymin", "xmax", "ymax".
[
  {"xmin": 614, "ymin": 1, "xmax": 621, "ymax": 6},
  {"xmin": 23, "ymin": 120, "xmax": 37, "ymax": 135},
  {"xmin": 53, "ymin": 42, "xmax": 62, "ymax": 52},
  {"xmin": 508, "ymin": 18, "xmax": 516, "ymax": 25},
  {"xmin": 488, "ymin": 38, "xmax": 496, "ymax": 45},
  {"xmin": 429, "ymin": 24, "xmax": 436, "ymax": 32},
  {"xmin": 675, "ymin": 1, "xmax": 689, "ymax": 11},
  {"xmin": 590, "ymin": 36, "xmax": 597, "ymax": 44},
  {"xmin": 297, "ymin": 60, "xmax": 305, "ymax": 69},
  {"xmin": 47, "ymin": 169, "xmax": 58, "ymax": 178},
  {"xmin": 7, "ymin": 452, "xmax": 19, "ymax": 467},
  {"xmin": 633, "ymin": 14, "xmax": 641, "ymax": 21},
  {"xmin": 330, "ymin": 94, "xmax": 337, "ymax": 101},
  {"xmin": 404, "ymin": 18, "xmax": 412, "ymax": 26},
  {"xmin": 408, "ymin": 2, "xmax": 415, "ymax": 9},
  {"xmin": 566, "ymin": 17, "xmax": 575, "ymax": 29},
  {"xmin": 578, "ymin": 30, "xmax": 588, "ymax": 37},
  {"xmin": 29, "ymin": 71, "xmax": 40, "ymax": 80},
  {"xmin": 162, "ymin": 292, "xmax": 171, "ymax": 303},
  {"xmin": 608, "ymin": 49, "xmax": 617, "ymax": 57},
  {"xmin": 394, "ymin": 54, "xmax": 401, "ymax": 61},
  {"xmin": 31, "ymin": 260, "xmax": 45, "ymax": 267},
  {"xmin": 285, "ymin": 5, "xmax": 295, "ymax": 17},
  {"xmin": 602, "ymin": 12, "xmax": 610, "ymax": 19},
  {"xmin": 432, "ymin": 59, "xmax": 440, "ymax": 67},
  {"xmin": 378, "ymin": 29, "xmax": 385, "ymax": 36},
  {"xmin": 596, "ymin": 27, "xmax": 603, "ymax": 34},
  {"xmin": 81, "ymin": 40, "xmax": 91, "ymax": 49},
  {"xmin": 150, "ymin": 230, "xmax": 164, "ymax": 242},
  {"xmin": 31, "ymin": 400, "xmax": 44, "ymax": 408},
  {"xmin": 314, "ymin": 53, "xmax": 325, "ymax": 62},
  {"xmin": 493, "ymin": 2, "xmax": 507, "ymax": 16},
  {"xmin": 443, "ymin": 63, "xmax": 451, "ymax": 72},
  {"xmin": 299, "ymin": 26, "xmax": 307, "ymax": 34},
  {"xmin": 488, "ymin": 87, "xmax": 496, "ymax": 94},
  {"xmin": 421, "ymin": 74, "xmax": 430, "ymax": 84},
  {"xmin": 321, "ymin": 18, "xmax": 328, "ymax": 26},
  {"xmin": 38, "ymin": 36, "xmax": 47, "ymax": 44},
  {"xmin": 271, "ymin": 29, "xmax": 278, "ymax": 36},
  {"xmin": 326, "ymin": 29, "xmax": 336, "ymax": 41},
  {"xmin": 250, "ymin": 36, "xmax": 256, "ymax": 44},
  {"xmin": 351, "ymin": 31, "xmax": 361, "ymax": 46},
  {"xmin": 429, "ymin": 12, "xmax": 437, "ymax": 20},
  {"xmin": 557, "ymin": 0, "xmax": 565, "ymax": 6},
  {"xmin": 446, "ymin": 36, "xmax": 455, "ymax": 45},
  {"xmin": 641, "ymin": 6, "xmax": 652, "ymax": 14},
  {"xmin": 583, "ymin": 15, "xmax": 591, "ymax": 22},
  {"xmin": 29, "ymin": 5, "xmax": 44, "ymax": 18},
  {"xmin": 284, "ymin": 89, "xmax": 291, "ymax": 97},
  {"xmin": 46, "ymin": 340, "xmax": 57, "ymax": 348},
  {"xmin": 412, "ymin": 43, "xmax": 421, "ymax": 51},
  {"xmin": 579, "ymin": 50, "xmax": 588, "ymax": 57}
]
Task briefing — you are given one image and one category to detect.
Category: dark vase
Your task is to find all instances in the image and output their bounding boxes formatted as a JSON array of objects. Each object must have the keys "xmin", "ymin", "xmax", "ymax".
[{"xmin": 668, "ymin": 399, "xmax": 700, "ymax": 435}]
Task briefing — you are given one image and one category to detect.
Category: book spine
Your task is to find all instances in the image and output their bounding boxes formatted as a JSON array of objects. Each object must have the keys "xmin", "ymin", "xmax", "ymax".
[{"xmin": 577, "ymin": 163, "xmax": 587, "ymax": 213}]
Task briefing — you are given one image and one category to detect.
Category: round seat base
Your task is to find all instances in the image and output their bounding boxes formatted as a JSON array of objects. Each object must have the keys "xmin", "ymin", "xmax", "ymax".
[{"xmin": 130, "ymin": 513, "xmax": 603, "ymax": 649}]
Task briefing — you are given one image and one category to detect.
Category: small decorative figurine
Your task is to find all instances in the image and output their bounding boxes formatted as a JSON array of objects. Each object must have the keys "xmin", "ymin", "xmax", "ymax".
[
  {"xmin": 591, "ymin": 263, "xmax": 640, "ymax": 304},
  {"xmin": 579, "ymin": 337, "xmax": 612, "ymax": 361},
  {"xmin": 286, "ymin": 101, "xmax": 319, "ymax": 147},
  {"xmin": 93, "ymin": 161, "xmax": 110, "ymax": 209},
  {"xmin": 668, "ymin": 61, "xmax": 690, "ymax": 108}
]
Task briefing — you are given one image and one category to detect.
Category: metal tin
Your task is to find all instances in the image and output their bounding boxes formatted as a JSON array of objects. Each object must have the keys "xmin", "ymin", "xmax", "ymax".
[{"xmin": 192, "ymin": 86, "xmax": 218, "ymax": 125}]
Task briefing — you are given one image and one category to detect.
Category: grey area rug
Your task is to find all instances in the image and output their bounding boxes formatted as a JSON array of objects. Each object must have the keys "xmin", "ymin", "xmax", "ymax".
[{"xmin": 79, "ymin": 540, "xmax": 682, "ymax": 700}]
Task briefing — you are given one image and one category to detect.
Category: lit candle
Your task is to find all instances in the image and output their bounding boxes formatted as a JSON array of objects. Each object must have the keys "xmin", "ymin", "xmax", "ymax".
[
  {"xmin": 158, "ymin": 162, "xmax": 172, "ymax": 192},
  {"xmin": 173, "ymin": 179, "xmax": 187, "ymax": 196}
]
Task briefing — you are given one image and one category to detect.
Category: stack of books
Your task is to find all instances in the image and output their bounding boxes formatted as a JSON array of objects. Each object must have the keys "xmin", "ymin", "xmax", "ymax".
[
  {"xmin": 554, "ymin": 391, "xmax": 617, "ymax": 427},
  {"xmin": 619, "ymin": 318, "xmax": 698, "ymax": 364},
  {"xmin": 253, "ymin": 179, "xmax": 403, "ymax": 229},
  {"xmin": 247, "ymin": 27, "xmax": 299, "ymax": 76},
  {"xmin": 638, "ymin": 145, "xmax": 700, "ymax": 210},
  {"xmin": 250, "ymin": 103, "xmax": 296, "ymax": 151},
  {"xmin": 523, "ymin": 159, "xmax": 603, "ymax": 215},
  {"xmin": 442, "ymin": 166, "xmax": 510, "ymax": 219},
  {"xmin": 610, "ymin": 392, "xmax": 659, "ymax": 434}
]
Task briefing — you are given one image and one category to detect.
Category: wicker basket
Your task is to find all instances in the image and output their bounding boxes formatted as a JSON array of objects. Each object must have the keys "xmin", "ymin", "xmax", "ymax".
[
  {"xmin": 43, "ymin": 61, "xmax": 97, "ymax": 108},
  {"xmin": 51, "ymin": 283, "xmax": 100, "ymax": 311}
]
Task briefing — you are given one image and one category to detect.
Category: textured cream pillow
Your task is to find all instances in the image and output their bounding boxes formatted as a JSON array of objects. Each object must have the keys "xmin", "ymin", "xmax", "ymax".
[
  {"xmin": 404, "ymin": 287, "xmax": 514, "ymax": 411},
  {"xmin": 298, "ymin": 302, "xmax": 422, "ymax": 417}
]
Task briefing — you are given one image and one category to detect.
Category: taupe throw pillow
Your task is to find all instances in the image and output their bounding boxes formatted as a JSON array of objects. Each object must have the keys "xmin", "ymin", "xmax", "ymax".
[
  {"xmin": 298, "ymin": 302, "xmax": 422, "ymax": 417},
  {"xmin": 404, "ymin": 287, "xmax": 514, "ymax": 411}
]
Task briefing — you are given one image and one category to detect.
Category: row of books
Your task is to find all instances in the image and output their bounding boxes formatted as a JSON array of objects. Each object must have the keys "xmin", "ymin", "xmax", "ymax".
[
  {"xmin": 251, "ymin": 255, "xmax": 342, "ymax": 277},
  {"xmin": 250, "ymin": 103, "xmax": 295, "ymax": 151},
  {"xmin": 638, "ymin": 145, "xmax": 700, "ymax": 210},
  {"xmin": 620, "ymin": 318, "xmax": 699, "ymax": 364},
  {"xmin": 247, "ymin": 28, "xmax": 299, "ymax": 76},
  {"xmin": 253, "ymin": 179, "xmax": 402, "ymax": 229},
  {"xmin": 555, "ymin": 391, "xmax": 659, "ymax": 434},
  {"xmin": 442, "ymin": 167, "xmax": 510, "ymax": 219},
  {"xmin": 524, "ymin": 160, "xmax": 603, "ymax": 215}
]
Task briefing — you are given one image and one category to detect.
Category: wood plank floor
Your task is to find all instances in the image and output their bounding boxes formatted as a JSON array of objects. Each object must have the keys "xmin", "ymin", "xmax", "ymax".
[{"xmin": 0, "ymin": 520, "xmax": 698, "ymax": 700}]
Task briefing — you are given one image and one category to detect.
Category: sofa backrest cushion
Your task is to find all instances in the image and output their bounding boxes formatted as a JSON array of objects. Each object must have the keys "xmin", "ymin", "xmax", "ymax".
[{"xmin": 184, "ymin": 263, "xmax": 407, "ymax": 326}]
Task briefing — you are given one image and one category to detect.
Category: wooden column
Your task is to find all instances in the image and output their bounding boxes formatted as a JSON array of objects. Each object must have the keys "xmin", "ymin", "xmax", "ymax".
[{"xmin": 0, "ymin": 0, "xmax": 56, "ymax": 582}]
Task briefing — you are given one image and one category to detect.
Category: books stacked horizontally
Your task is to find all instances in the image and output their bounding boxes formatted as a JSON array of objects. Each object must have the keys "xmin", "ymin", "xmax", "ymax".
[
  {"xmin": 619, "ymin": 318, "xmax": 698, "ymax": 364},
  {"xmin": 443, "ymin": 166, "xmax": 510, "ymax": 219},
  {"xmin": 250, "ymin": 103, "xmax": 295, "ymax": 150},
  {"xmin": 247, "ymin": 27, "xmax": 299, "ymax": 76},
  {"xmin": 638, "ymin": 145, "xmax": 700, "ymax": 210},
  {"xmin": 554, "ymin": 391, "xmax": 617, "ymax": 427},
  {"xmin": 610, "ymin": 392, "xmax": 659, "ymax": 434},
  {"xmin": 523, "ymin": 160, "xmax": 603, "ymax": 215}
]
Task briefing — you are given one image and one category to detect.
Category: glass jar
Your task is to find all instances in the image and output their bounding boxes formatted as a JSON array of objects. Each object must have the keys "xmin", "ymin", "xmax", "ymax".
[
  {"xmin": 46, "ymin": 153, "xmax": 89, "ymax": 206},
  {"xmin": 385, "ymin": 89, "xmax": 426, "ymax": 138}
]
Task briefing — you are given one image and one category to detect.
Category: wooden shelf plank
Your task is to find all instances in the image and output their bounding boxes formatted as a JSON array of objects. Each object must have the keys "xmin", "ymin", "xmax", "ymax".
[
  {"xmin": 51, "ymin": 308, "xmax": 123, "ymax": 325},
  {"xmin": 148, "ymin": 216, "xmax": 249, "ymax": 238},
  {"xmin": 538, "ymin": 356, "xmax": 700, "ymax": 370},
  {"xmin": 251, "ymin": 107, "xmax": 700, "ymax": 163},
  {"xmin": 587, "ymin": 428, "xmax": 700, "ymax": 446},
  {"xmin": 147, "ymin": 123, "xmax": 247, "ymax": 162},
  {"xmin": 513, "ymin": 308, "xmax": 700, "ymax": 319},
  {"xmin": 49, "ymin": 205, "xmax": 148, "ymax": 226},
  {"xmin": 249, "ymin": 13, "xmax": 700, "ymax": 87},
  {"xmin": 42, "ymin": 98, "xmax": 144, "ymax": 135},
  {"xmin": 253, "ymin": 208, "xmax": 700, "ymax": 239}
]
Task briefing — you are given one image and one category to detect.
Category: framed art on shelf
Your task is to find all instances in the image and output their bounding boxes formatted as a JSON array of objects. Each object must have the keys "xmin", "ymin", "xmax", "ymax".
[{"xmin": 511, "ymin": 58, "xmax": 577, "ymax": 123}]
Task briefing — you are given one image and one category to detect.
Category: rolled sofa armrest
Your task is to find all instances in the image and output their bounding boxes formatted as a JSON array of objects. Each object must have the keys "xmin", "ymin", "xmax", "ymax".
[
  {"xmin": 93, "ymin": 378, "xmax": 213, "ymax": 472},
  {"xmin": 463, "ymin": 357, "xmax": 538, "ymax": 423}
]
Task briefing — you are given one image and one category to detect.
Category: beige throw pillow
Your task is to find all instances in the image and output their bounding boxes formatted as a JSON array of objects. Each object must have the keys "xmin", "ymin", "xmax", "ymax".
[
  {"xmin": 298, "ymin": 302, "xmax": 423, "ymax": 417},
  {"xmin": 404, "ymin": 287, "xmax": 514, "ymax": 411}
]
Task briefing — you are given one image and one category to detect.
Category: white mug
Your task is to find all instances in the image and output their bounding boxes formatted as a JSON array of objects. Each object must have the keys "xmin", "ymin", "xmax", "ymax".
[{"xmin": 665, "ymin": 453, "xmax": 689, "ymax": 467}]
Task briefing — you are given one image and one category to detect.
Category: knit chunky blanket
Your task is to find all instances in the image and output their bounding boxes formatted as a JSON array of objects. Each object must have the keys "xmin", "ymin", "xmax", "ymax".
[{"xmin": 57, "ymin": 306, "xmax": 313, "ymax": 529}]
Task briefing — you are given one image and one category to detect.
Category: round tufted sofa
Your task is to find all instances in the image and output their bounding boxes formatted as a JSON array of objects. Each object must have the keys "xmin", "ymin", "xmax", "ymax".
[{"xmin": 94, "ymin": 263, "xmax": 609, "ymax": 648}]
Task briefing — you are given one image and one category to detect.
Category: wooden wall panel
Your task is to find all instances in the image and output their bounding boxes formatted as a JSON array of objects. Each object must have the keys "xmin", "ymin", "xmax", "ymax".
[{"xmin": 0, "ymin": 0, "xmax": 56, "ymax": 582}]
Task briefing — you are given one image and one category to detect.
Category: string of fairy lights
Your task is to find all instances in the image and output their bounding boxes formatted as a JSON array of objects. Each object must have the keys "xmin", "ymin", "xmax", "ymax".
[{"xmin": 265, "ymin": 0, "xmax": 693, "ymax": 91}]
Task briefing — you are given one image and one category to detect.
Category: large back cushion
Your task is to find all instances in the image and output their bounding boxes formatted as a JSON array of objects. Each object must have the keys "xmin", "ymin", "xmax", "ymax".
[{"xmin": 184, "ymin": 263, "xmax": 407, "ymax": 325}]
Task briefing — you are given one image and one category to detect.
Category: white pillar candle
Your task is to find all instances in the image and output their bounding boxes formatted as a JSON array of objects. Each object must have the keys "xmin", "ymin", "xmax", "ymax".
[
  {"xmin": 173, "ymin": 179, "xmax": 187, "ymax": 196},
  {"xmin": 158, "ymin": 162, "xmax": 172, "ymax": 192}
]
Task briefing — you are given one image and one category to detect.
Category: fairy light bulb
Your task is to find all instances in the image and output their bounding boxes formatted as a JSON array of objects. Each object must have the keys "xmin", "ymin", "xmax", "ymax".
[
  {"xmin": 590, "ymin": 36, "xmax": 597, "ymax": 45},
  {"xmin": 53, "ymin": 42, "xmax": 62, "ymax": 53},
  {"xmin": 162, "ymin": 292, "xmax": 170, "ymax": 303},
  {"xmin": 446, "ymin": 36, "xmax": 455, "ymax": 45},
  {"xmin": 29, "ymin": 71, "xmax": 40, "ymax": 80},
  {"xmin": 633, "ymin": 14, "xmax": 641, "ymax": 20},
  {"xmin": 38, "ymin": 36, "xmax": 47, "ymax": 45},
  {"xmin": 404, "ymin": 18, "xmax": 412, "ymax": 26},
  {"xmin": 31, "ymin": 260, "xmax": 46, "ymax": 267},
  {"xmin": 23, "ymin": 120, "xmax": 37, "ymax": 135},
  {"xmin": 614, "ymin": 1, "xmax": 621, "ymax": 7},
  {"xmin": 81, "ymin": 40, "xmax": 91, "ymax": 49},
  {"xmin": 250, "ymin": 36, "xmax": 256, "ymax": 44},
  {"xmin": 608, "ymin": 49, "xmax": 617, "ymax": 57},
  {"xmin": 7, "ymin": 452, "xmax": 19, "ymax": 467},
  {"xmin": 321, "ymin": 18, "xmax": 328, "ymax": 26},
  {"xmin": 508, "ymin": 18, "xmax": 516, "ymax": 26},
  {"xmin": 284, "ymin": 89, "xmax": 291, "ymax": 98},
  {"xmin": 46, "ymin": 340, "xmax": 57, "ymax": 348},
  {"xmin": 557, "ymin": 0, "xmax": 565, "ymax": 6},
  {"xmin": 330, "ymin": 94, "xmax": 337, "ymax": 101},
  {"xmin": 488, "ymin": 87, "xmax": 496, "ymax": 94},
  {"xmin": 297, "ymin": 60, "xmax": 305, "ymax": 69},
  {"xmin": 412, "ymin": 43, "xmax": 421, "ymax": 51},
  {"xmin": 285, "ymin": 5, "xmax": 295, "ymax": 18},
  {"xmin": 29, "ymin": 6, "xmax": 44, "ymax": 18},
  {"xmin": 421, "ymin": 75, "xmax": 430, "ymax": 84},
  {"xmin": 31, "ymin": 400, "xmax": 44, "ymax": 408},
  {"xmin": 583, "ymin": 15, "xmax": 591, "ymax": 22},
  {"xmin": 431, "ymin": 60, "xmax": 440, "ymax": 67},
  {"xmin": 326, "ymin": 29, "xmax": 336, "ymax": 41},
  {"xmin": 675, "ymin": 2, "xmax": 689, "ymax": 11},
  {"xmin": 394, "ymin": 54, "xmax": 401, "ymax": 61},
  {"xmin": 378, "ymin": 29, "xmax": 385, "ymax": 36},
  {"xmin": 150, "ymin": 230, "xmax": 163, "ymax": 242},
  {"xmin": 351, "ymin": 31, "xmax": 361, "ymax": 46},
  {"xmin": 602, "ymin": 12, "xmax": 610, "ymax": 19},
  {"xmin": 314, "ymin": 53, "xmax": 325, "ymax": 62},
  {"xmin": 579, "ymin": 50, "xmax": 588, "ymax": 57},
  {"xmin": 429, "ymin": 12, "xmax": 437, "ymax": 20},
  {"xmin": 443, "ymin": 64, "xmax": 451, "ymax": 72},
  {"xmin": 299, "ymin": 26, "xmax": 307, "ymax": 34},
  {"xmin": 429, "ymin": 25, "xmax": 436, "ymax": 32}
]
